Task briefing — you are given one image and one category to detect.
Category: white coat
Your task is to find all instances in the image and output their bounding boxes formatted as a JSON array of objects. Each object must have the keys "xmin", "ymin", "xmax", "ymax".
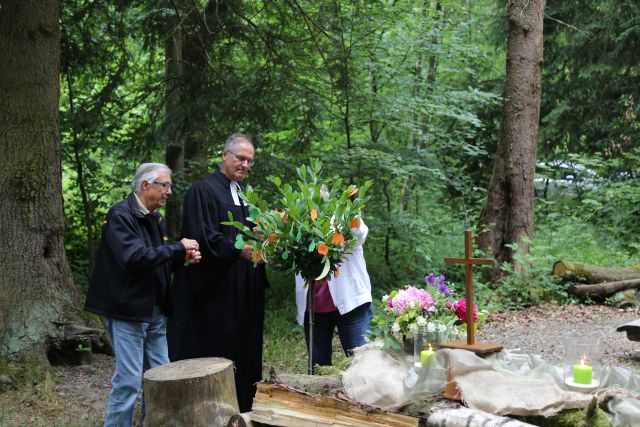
[{"xmin": 295, "ymin": 219, "xmax": 372, "ymax": 325}]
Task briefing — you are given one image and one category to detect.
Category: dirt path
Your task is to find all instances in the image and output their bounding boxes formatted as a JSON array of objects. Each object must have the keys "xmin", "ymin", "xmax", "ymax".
[
  {"xmin": 479, "ymin": 303, "xmax": 640, "ymax": 370},
  {"xmin": 0, "ymin": 303, "xmax": 638, "ymax": 426}
]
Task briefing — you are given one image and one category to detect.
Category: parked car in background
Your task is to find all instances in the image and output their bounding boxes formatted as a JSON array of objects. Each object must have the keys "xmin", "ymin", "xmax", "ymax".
[{"xmin": 535, "ymin": 160, "xmax": 599, "ymax": 198}]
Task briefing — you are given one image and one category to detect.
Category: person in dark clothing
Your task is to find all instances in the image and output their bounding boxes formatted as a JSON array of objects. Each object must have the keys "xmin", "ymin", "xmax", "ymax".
[
  {"xmin": 167, "ymin": 133, "xmax": 269, "ymax": 412},
  {"xmin": 85, "ymin": 163, "xmax": 201, "ymax": 427}
]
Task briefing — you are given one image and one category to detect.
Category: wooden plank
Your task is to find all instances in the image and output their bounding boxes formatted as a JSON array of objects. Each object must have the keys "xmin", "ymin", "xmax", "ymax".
[{"xmin": 439, "ymin": 340, "xmax": 503, "ymax": 354}]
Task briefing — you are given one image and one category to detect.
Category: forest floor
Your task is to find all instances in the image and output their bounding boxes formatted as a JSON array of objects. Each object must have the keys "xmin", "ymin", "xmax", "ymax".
[{"xmin": 0, "ymin": 302, "xmax": 638, "ymax": 427}]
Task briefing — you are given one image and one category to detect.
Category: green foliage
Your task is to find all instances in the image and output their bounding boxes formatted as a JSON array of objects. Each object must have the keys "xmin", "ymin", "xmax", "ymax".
[
  {"xmin": 55, "ymin": 0, "xmax": 640, "ymax": 319},
  {"xmin": 0, "ymin": 356, "xmax": 49, "ymax": 390},
  {"xmin": 59, "ymin": 0, "xmax": 504, "ymax": 293},
  {"xmin": 535, "ymin": 182, "xmax": 640, "ymax": 265},
  {"xmin": 262, "ymin": 269, "xmax": 307, "ymax": 375},
  {"xmin": 520, "ymin": 404, "xmax": 612, "ymax": 427},
  {"xmin": 491, "ymin": 239, "xmax": 572, "ymax": 311},
  {"xmin": 477, "ymin": 190, "xmax": 640, "ymax": 312},
  {"xmin": 75, "ymin": 344, "xmax": 91, "ymax": 353},
  {"xmin": 541, "ymin": 0, "xmax": 640, "ymax": 162},
  {"xmin": 226, "ymin": 160, "xmax": 372, "ymax": 282},
  {"xmin": 313, "ymin": 357, "xmax": 352, "ymax": 376}
]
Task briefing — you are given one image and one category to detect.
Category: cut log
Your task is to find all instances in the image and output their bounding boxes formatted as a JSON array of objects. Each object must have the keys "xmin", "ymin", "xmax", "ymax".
[
  {"xmin": 143, "ymin": 357, "xmax": 239, "ymax": 427},
  {"xmin": 552, "ymin": 261, "xmax": 640, "ymax": 282},
  {"xmin": 570, "ymin": 278, "xmax": 640, "ymax": 296},
  {"xmin": 251, "ymin": 381, "xmax": 421, "ymax": 426},
  {"xmin": 250, "ymin": 378, "xmax": 536, "ymax": 427}
]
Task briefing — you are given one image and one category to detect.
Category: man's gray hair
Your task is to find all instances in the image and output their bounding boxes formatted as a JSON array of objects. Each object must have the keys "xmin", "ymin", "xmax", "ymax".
[
  {"xmin": 132, "ymin": 163, "xmax": 172, "ymax": 192},
  {"xmin": 224, "ymin": 133, "xmax": 253, "ymax": 151}
]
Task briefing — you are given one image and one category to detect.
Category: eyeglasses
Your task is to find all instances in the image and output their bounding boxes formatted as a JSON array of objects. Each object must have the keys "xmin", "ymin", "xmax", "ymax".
[
  {"xmin": 226, "ymin": 148, "xmax": 255, "ymax": 167},
  {"xmin": 152, "ymin": 181, "xmax": 173, "ymax": 191}
]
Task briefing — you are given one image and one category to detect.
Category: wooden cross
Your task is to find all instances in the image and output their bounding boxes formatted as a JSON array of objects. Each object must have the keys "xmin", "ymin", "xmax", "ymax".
[{"xmin": 440, "ymin": 229, "xmax": 503, "ymax": 354}]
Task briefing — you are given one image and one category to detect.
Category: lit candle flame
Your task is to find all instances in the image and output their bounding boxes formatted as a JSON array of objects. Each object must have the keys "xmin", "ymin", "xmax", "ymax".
[
  {"xmin": 426, "ymin": 343, "xmax": 433, "ymax": 351},
  {"xmin": 580, "ymin": 355, "xmax": 587, "ymax": 365}
]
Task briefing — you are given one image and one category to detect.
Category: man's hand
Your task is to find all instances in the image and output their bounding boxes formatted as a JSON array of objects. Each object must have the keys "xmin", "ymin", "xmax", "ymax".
[
  {"xmin": 180, "ymin": 238, "xmax": 199, "ymax": 252},
  {"xmin": 184, "ymin": 249, "xmax": 202, "ymax": 264},
  {"xmin": 181, "ymin": 238, "xmax": 202, "ymax": 265},
  {"xmin": 240, "ymin": 244, "xmax": 254, "ymax": 261}
]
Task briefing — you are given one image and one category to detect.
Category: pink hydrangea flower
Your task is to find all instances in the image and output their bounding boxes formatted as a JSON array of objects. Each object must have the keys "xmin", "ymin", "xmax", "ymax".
[{"xmin": 390, "ymin": 286, "xmax": 434, "ymax": 315}]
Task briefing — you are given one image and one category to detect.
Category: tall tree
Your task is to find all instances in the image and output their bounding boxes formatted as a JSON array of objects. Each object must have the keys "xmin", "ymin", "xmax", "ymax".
[
  {"xmin": 0, "ymin": 0, "xmax": 79, "ymax": 360},
  {"xmin": 477, "ymin": 0, "xmax": 545, "ymax": 280}
]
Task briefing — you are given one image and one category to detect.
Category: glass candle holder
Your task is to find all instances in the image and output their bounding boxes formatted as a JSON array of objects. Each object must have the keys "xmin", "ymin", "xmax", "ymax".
[
  {"xmin": 562, "ymin": 335, "xmax": 603, "ymax": 392},
  {"xmin": 413, "ymin": 324, "xmax": 449, "ymax": 368}
]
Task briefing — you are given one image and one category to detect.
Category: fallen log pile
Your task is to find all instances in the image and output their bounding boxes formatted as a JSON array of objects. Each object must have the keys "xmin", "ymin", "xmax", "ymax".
[
  {"xmin": 553, "ymin": 260, "xmax": 640, "ymax": 297},
  {"xmin": 249, "ymin": 369, "xmax": 535, "ymax": 427}
]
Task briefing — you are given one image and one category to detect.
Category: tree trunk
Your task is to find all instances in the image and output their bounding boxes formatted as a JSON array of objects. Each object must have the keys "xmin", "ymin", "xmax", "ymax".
[
  {"xmin": 0, "ymin": 0, "xmax": 80, "ymax": 361},
  {"xmin": 477, "ymin": 0, "xmax": 545, "ymax": 281},
  {"xmin": 164, "ymin": 1, "xmax": 186, "ymax": 240},
  {"xmin": 553, "ymin": 260, "xmax": 640, "ymax": 282},
  {"xmin": 143, "ymin": 357, "xmax": 240, "ymax": 427}
]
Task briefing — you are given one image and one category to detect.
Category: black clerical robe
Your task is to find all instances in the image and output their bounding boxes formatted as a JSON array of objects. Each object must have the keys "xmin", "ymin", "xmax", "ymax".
[{"xmin": 167, "ymin": 170, "xmax": 268, "ymax": 412}]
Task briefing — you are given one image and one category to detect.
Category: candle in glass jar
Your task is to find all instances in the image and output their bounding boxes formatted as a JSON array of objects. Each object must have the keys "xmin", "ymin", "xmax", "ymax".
[
  {"xmin": 572, "ymin": 356, "xmax": 592, "ymax": 384},
  {"xmin": 421, "ymin": 343, "xmax": 434, "ymax": 365}
]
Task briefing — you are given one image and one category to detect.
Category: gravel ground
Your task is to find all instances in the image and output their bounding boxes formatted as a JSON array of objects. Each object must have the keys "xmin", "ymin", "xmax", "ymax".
[
  {"xmin": 479, "ymin": 303, "xmax": 640, "ymax": 370},
  {"xmin": 1, "ymin": 303, "xmax": 638, "ymax": 426}
]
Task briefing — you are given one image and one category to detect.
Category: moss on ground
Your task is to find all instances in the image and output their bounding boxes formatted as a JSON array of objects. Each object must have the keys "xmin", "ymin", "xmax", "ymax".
[{"xmin": 519, "ymin": 399, "xmax": 612, "ymax": 427}]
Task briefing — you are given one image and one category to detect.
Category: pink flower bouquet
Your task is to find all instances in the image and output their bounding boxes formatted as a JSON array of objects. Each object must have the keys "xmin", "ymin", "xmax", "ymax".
[{"xmin": 369, "ymin": 274, "xmax": 459, "ymax": 349}]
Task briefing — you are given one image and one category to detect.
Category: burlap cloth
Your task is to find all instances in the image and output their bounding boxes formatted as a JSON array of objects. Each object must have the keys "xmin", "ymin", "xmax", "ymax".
[{"xmin": 342, "ymin": 342, "xmax": 640, "ymax": 425}]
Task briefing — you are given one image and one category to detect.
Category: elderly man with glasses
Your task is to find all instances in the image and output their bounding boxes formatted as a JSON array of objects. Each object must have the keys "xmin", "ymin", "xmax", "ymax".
[
  {"xmin": 85, "ymin": 163, "xmax": 202, "ymax": 427},
  {"xmin": 167, "ymin": 133, "xmax": 269, "ymax": 413}
]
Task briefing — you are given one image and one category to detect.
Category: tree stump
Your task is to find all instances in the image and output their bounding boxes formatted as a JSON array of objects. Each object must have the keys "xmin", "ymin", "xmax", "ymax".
[{"xmin": 143, "ymin": 357, "xmax": 239, "ymax": 427}]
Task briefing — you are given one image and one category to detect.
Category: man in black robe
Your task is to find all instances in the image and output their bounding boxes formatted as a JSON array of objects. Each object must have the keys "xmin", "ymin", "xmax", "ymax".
[{"xmin": 167, "ymin": 133, "xmax": 268, "ymax": 412}]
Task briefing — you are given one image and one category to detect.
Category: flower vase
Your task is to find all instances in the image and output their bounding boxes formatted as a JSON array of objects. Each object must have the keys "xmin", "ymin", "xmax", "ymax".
[
  {"xmin": 413, "ymin": 326, "xmax": 448, "ymax": 368},
  {"xmin": 402, "ymin": 335, "xmax": 414, "ymax": 356}
]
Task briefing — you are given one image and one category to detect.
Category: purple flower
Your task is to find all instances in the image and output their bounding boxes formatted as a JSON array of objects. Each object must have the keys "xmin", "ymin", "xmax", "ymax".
[
  {"xmin": 426, "ymin": 273, "xmax": 451, "ymax": 296},
  {"xmin": 437, "ymin": 281, "xmax": 451, "ymax": 296}
]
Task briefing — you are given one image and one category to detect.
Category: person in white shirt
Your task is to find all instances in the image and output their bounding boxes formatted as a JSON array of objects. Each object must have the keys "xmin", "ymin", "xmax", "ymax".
[{"xmin": 295, "ymin": 217, "xmax": 373, "ymax": 367}]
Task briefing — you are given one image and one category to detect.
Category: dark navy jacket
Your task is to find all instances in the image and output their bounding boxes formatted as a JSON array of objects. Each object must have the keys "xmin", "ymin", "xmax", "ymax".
[{"xmin": 84, "ymin": 193, "xmax": 186, "ymax": 322}]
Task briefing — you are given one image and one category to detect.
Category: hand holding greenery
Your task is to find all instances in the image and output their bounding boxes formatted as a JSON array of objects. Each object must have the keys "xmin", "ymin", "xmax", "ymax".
[{"xmin": 223, "ymin": 160, "xmax": 372, "ymax": 283}]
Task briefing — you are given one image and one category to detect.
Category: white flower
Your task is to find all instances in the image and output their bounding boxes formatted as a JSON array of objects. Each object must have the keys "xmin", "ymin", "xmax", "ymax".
[
  {"xmin": 415, "ymin": 316, "xmax": 427, "ymax": 327},
  {"xmin": 408, "ymin": 323, "xmax": 418, "ymax": 334},
  {"xmin": 382, "ymin": 295, "xmax": 389, "ymax": 302},
  {"xmin": 391, "ymin": 322, "xmax": 401, "ymax": 333},
  {"xmin": 426, "ymin": 322, "xmax": 437, "ymax": 332}
]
